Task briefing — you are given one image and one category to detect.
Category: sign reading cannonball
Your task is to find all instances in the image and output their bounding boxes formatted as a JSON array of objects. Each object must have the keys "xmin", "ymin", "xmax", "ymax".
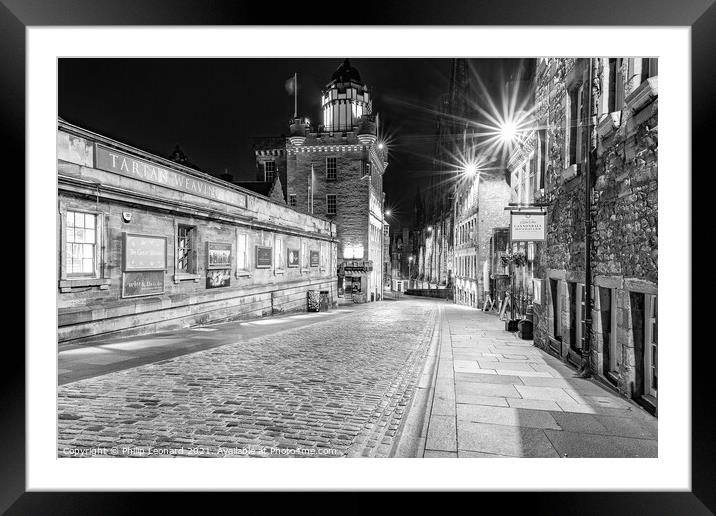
[
  {"xmin": 123, "ymin": 233, "xmax": 167, "ymax": 271},
  {"xmin": 510, "ymin": 211, "xmax": 546, "ymax": 242}
]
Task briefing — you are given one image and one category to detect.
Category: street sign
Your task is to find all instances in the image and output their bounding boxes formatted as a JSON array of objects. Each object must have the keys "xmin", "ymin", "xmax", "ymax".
[{"xmin": 510, "ymin": 211, "xmax": 546, "ymax": 242}]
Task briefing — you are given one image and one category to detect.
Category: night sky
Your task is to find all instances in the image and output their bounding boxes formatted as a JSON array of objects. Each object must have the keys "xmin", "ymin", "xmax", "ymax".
[{"xmin": 59, "ymin": 58, "xmax": 522, "ymax": 228}]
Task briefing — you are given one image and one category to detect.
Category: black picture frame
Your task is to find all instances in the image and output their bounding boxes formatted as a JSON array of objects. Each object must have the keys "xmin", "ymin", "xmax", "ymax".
[{"xmin": 11, "ymin": 0, "xmax": 711, "ymax": 512}]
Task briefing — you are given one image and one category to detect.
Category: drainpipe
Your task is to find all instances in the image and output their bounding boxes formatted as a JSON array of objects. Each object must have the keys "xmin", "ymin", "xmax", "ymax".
[{"xmin": 578, "ymin": 58, "xmax": 594, "ymax": 378}]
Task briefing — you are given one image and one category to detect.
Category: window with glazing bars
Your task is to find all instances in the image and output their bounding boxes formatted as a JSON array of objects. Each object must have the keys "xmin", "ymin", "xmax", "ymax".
[
  {"xmin": 326, "ymin": 157, "xmax": 337, "ymax": 180},
  {"xmin": 66, "ymin": 211, "xmax": 96, "ymax": 275},
  {"xmin": 264, "ymin": 161, "xmax": 276, "ymax": 183},
  {"xmin": 177, "ymin": 225, "xmax": 196, "ymax": 273},
  {"xmin": 326, "ymin": 194, "xmax": 337, "ymax": 215}
]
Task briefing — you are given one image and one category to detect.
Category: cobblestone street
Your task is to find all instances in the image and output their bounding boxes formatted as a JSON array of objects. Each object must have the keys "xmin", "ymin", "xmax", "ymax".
[{"xmin": 58, "ymin": 298, "xmax": 438, "ymax": 458}]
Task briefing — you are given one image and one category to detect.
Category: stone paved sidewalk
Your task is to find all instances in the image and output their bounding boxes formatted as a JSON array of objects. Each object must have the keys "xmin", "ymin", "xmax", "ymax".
[
  {"xmin": 57, "ymin": 298, "xmax": 437, "ymax": 458},
  {"xmin": 417, "ymin": 304, "xmax": 657, "ymax": 458}
]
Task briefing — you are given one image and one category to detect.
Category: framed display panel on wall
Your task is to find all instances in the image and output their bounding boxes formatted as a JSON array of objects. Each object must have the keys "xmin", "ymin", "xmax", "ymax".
[
  {"xmin": 206, "ymin": 242, "xmax": 232, "ymax": 270},
  {"xmin": 122, "ymin": 233, "xmax": 167, "ymax": 271},
  {"xmin": 255, "ymin": 246, "xmax": 272, "ymax": 269}
]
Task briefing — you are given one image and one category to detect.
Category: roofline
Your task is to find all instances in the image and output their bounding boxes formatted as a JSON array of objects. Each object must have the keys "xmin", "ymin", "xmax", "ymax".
[{"xmin": 57, "ymin": 117, "xmax": 329, "ymax": 221}]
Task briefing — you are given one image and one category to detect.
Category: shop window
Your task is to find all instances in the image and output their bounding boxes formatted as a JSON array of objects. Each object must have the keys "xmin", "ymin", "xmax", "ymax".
[
  {"xmin": 59, "ymin": 208, "xmax": 110, "ymax": 292},
  {"xmin": 236, "ymin": 233, "xmax": 249, "ymax": 275},
  {"xmin": 568, "ymin": 282, "xmax": 578, "ymax": 350},
  {"xmin": 275, "ymin": 237, "xmax": 284, "ymax": 272},
  {"xmin": 65, "ymin": 211, "xmax": 97, "ymax": 276},
  {"xmin": 264, "ymin": 161, "xmax": 276, "ymax": 183},
  {"xmin": 326, "ymin": 157, "xmax": 337, "ymax": 181},
  {"xmin": 645, "ymin": 294, "xmax": 658, "ymax": 398},
  {"xmin": 326, "ymin": 194, "xmax": 337, "ymax": 215},
  {"xmin": 301, "ymin": 240, "xmax": 309, "ymax": 271},
  {"xmin": 599, "ymin": 287, "xmax": 618, "ymax": 381},
  {"xmin": 176, "ymin": 224, "xmax": 197, "ymax": 274}
]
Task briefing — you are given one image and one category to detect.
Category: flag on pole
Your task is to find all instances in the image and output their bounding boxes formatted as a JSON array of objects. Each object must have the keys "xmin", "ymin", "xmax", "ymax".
[
  {"xmin": 285, "ymin": 72, "xmax": 298, "ymax": 118},
  {"xmin": 284, "ymin": 74, "xmax": 296, "ymax": 95}
]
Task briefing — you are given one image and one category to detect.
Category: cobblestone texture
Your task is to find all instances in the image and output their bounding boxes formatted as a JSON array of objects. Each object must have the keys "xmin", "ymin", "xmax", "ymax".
[{"xmin": 58, "ymin": 299, "xmax": 437, "ymax": 458}]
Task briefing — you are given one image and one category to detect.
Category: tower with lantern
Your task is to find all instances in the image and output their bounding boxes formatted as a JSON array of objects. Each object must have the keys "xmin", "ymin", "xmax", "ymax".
[{"xmin": 280, "ymin": 59, "xmax": 388, "ymax": 303}]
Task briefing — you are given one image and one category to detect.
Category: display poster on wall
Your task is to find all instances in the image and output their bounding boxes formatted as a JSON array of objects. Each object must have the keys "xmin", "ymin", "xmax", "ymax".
[
  {"xmin": 122, "ymin": 270, "xmax": 165, "ymax": 298},
  {"xmin": 310, "ymin": 250, "xmax": 320, "ymax": 267},
  {"xmin": 122, "ymin": 233, "xmax": 167, "ymax": 271},
  {"xmin": 207, "ymin": 242, "xmax": 232, "ymax": 270},
  {"xmin": 255, "ymin": 246, "xmax": 272, "ymax": 268},
  {"xmin": 510, "ymin": 211, "xmax": 546, "ymax": 242},
  {"xmin": 287, "ymin": 248, "xmax": 300, "ymax": 268},
  {"xmin": 533, "ymin": 278, "xmax": 542, "ymax": 304},
  {"xmin": 206, "ymin": 269, "xmax": 231, "ymax": 289}
]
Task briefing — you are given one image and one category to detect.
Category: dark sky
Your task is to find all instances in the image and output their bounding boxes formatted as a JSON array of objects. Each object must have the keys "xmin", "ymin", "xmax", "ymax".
[{"xmin": 59, "ymin": 58, "xmax": 522, "ymax": 228}]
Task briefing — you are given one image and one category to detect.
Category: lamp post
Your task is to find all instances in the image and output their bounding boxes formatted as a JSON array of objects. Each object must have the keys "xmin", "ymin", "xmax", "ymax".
[{"xmin": 408, "ymin": 255, "xmax": 414, "ymax": 290}]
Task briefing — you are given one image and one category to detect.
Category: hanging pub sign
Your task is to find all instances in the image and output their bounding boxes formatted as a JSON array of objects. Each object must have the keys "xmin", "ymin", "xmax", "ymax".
[
  {"xmin": 287, "ymin": 248, "xmax": 300, "ymax": 268},
  {"xmin": 122, "ymin": 270, "xmax": 165, "ymax": 298},
  {"xmin": 255, "ymin": 246, "xmax": 272, "ymax": 269},
  {"xmin": 122, "ymin": 233, "xmax": 167, "ymax": 271},
  {"xmin": 510, "ymin": 211, "xmax": 546, "ymax": 242},
  {"xmin": 206, "ymin": 268, "xmax": 231, "ymax": 289},
  {"xmin": 310, "ymin": 250, "xmax": 320, "ymax": 267},
  {"xmin": 207, "ymin": 242, "xmax": 232, "ymax": 269}
]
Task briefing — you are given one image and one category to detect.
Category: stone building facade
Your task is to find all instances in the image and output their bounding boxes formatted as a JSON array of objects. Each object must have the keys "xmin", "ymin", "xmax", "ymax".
[
  {"xmin": 524, "ymin": 58, "xmax": 658, "ymax": 414},
  {"xmin": 454, "ymin": 170, "xmax": 511, "ymax": 309},
  {"xmin": 57, "ymin": 119, "xmax": 337, "ymax": 344},
  {"xmin": 253, "ymin": 60, "xmax": 388, "ymax": 303}
]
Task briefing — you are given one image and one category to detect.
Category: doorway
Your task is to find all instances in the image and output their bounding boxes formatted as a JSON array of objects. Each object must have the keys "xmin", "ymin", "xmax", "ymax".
[{"xmin": 599, "ymin": 287, "xmax": 618, "ymax": 383}]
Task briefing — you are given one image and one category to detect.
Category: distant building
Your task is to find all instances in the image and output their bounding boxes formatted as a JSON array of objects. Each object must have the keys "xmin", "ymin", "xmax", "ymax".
[{"xmin": 253, "ymin": 59, "xmax": 389, "ymax": 303}]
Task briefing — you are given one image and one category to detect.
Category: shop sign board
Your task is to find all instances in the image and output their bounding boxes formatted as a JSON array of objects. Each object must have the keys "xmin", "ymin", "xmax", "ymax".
[
  {"xmin": 207, "ymin": 242, "xmax": 232, "ymax": 270},
  {"xmin": 123, "ymin": 233, "xmax": 167, "ymax": 271},
  {"xmin": 310, "ymin": 250, "xmax": 320, "ymax": 267},
  {"xmin": 510, "ymin": 211, "xmax": 546, "ymax": 242},
  {"xmin": 96, "ymin": 145, "xmax": 247, "ymax": 208},
  {"xmin": 255, "ymin": 246, "xmax": 272, "ymax": 269},
  {"xmin": 122, "ymin": 270, "xmax": 165, "ymax": 298}
]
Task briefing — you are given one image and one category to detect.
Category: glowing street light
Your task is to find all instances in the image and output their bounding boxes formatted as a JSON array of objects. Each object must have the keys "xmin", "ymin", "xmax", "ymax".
[
  {"xmin": 385, "ymin": 209, "xmax": 391, "ymax": 217},
  {"xmin": 499, "ymin": 120, "xmax": 518, "ymax": 144},
  {"xmin": 464, "ymin": 162, "xmax": 479, "ymax": 177}
]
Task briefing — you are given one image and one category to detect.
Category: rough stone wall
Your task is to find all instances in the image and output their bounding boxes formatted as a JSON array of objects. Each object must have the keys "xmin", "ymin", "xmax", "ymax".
[
  {"xmin": 531, "ymin": 58, "xmax": 658, "ymax": 403},
  {"xmin": 287, "ymin": 133, "xmax": 370, "ymax": 261}
]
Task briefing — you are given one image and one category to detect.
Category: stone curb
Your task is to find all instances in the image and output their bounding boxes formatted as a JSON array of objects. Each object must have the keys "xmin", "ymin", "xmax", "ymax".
[{"xmin": 389, "ymin": 305, "xmax": 443, "ymax": 458}]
